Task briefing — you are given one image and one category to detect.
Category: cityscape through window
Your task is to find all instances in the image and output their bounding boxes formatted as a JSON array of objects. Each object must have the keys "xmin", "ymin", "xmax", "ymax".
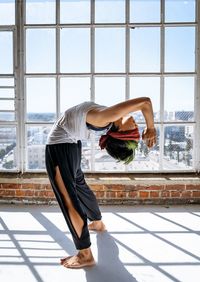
[{"xmin": 0, "ymin": 0, "xmax": 198, "ymax": 172}]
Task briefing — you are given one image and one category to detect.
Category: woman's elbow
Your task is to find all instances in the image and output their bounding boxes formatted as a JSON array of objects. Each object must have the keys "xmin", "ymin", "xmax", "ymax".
[
  {"xmin": 142, "ymin": 97, "xmax": 151, "ymax": 103},
  {"xmin": 141, "ymin": 97, "xmax": 152, "ymax": 107}
]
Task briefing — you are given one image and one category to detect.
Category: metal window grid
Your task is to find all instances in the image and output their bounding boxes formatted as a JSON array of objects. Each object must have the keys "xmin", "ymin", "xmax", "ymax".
[{"xmin": 0, "ymin": 0, "xmax": 199, "ymax": 173}]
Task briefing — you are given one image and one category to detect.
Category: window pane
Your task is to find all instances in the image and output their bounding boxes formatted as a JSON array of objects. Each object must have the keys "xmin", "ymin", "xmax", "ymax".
[
  {"xmin": 26, "ymin": 0, "xmax": 55, "ymax": 24},
  {"xmin": 0, "ymin": 78, "xmax": 14, "ymax": 86},
  {"xmin": 60, "ymin": 28, "xmax": 90, "ymax": 73},
  {"xmin": 0, "ymin": 32, "xmax": 13, "ymax": 74},
  {"xmin": 130, "ymin": 77, "xmax": 160, "ymax": 121},
  {"xmin": 165, "ymin": 27, "xmax": 195, "ymax": 72},
  {"xmin": 82, "ymin": 141, "xmax": 91, "ymax": 171},
  {"xmin": 127, "ymin": 125, "xmax": 160, "ymax": 171},
  {"xmin": 60, "ymin": 0, "xmax": 90, "ymax": 23},
  {"xmin": 165, "ymin": 0, "xmax": 196, "ymax": 23},
  {"xmin": 0, "ymin": 100, "xmax": 14, "ymax": 111},
  {"xmin": 0, "ymin": 127, "xmax": 17, "ymax": 170},
  {"xmin": 26, "ymin": 29, "xmax": 56, "ymax": 73},
  {"xmin": 0, "ymin": 0, "xmax": 15, "ymax": 25},
  {"xmin": 0, "ymin": 89, "xmax": 14, "ymax": 98},
  {"xmin": 0, "ymin": 112, "xmax": 15, "ymax": 121},
  {"xmin": 95, "ymin": 77, "xmax": 125, "ymax": 106},
  {"xmin": 95, "ymin": 28, "xmax": 125, "ymax": 72},
  {"xmin": 27, "ymin": 126, "xmax": 51, "ymax": 170},
  {"xmin": 164, "ymin": 125, "xmax": 193, "ymax": 170},
  {"xmin": 130, "ymin": 28, "xmax": 160, "ymax": 72},
  {"xmin": 26, "ymin": 77, "xmax": 56, "ymax": 122},
  {"xmin": 60, "ymin": 77, "xmax": 90, "ymax": 112},
  {"xmin": 130, "ymin": 0, "xmax": 160, "ymax": 23},
  {"xmin": 164, "ymin": 77, "xmax": 194, "ymax": 121},
  {"xmin": 95, "ymin": 0, "xmax": 125, "ymax": 23}
]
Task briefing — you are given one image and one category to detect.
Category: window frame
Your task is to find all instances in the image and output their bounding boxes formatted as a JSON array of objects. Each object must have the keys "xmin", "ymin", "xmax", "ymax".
[{"xmin": 0, "ymin": 0, "xmax": 199, "ymax": 173}]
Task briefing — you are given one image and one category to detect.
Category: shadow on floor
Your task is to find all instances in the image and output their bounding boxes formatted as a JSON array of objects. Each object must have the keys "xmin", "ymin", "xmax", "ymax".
[
  {"xmin": 0, "ymin": 204, "xmax": 200, "ymax": 282},
  {"xmin": 84, "ymin": 231, "xmax": 137, "ymax": 282}
]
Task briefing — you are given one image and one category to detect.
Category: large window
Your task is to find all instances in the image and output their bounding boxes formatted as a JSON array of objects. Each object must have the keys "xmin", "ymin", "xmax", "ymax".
[{"xmin": 0, "ymin": 0, "xmax": 199, "ymax": 173}]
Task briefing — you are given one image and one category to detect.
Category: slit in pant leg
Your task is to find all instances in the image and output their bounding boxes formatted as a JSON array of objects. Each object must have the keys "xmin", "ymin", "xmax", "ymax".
[
  {"xmin": 54, "ymin": 166, "xmax": 91, "ymax": 250},
  {"xmin": 55, "ymin": 166, "xmax": 84, "ymax": 238},
  {"xmin": 45, "ymin": 144, "xmax": 91, "ymax": 250}
]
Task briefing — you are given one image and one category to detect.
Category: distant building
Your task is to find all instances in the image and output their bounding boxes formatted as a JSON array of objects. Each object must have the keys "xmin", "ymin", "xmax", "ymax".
[
  {"xmin": 28, "ymin": 145, "xmax": 45, "ymax": 169},
  {"xmin": 175, "ymin": 111, "xmax": 194, "ymax": 121},
  {"xmin": 165, "ymin": 126, "xmax": 185, "ymax": 142}
]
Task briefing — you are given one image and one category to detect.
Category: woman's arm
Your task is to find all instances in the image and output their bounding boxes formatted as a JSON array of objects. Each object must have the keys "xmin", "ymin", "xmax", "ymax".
[
  {"xmin": 87, "ymin": 97, "xmax": 154, "ymax": 128},
  {"xmin": 87, "ymin": 97, "xmax": 156, "ymax": 148}
]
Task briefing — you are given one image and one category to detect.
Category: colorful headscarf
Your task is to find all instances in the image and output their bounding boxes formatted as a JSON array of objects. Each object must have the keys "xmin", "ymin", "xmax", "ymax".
[{"xmin": 99, "ymin": 127, "xmax": 140, "ymax": 149}]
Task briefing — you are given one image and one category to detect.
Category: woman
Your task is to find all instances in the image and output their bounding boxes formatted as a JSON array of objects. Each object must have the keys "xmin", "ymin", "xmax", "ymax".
[{"xmin": 45, "ymin": 97, "xmax": 156, "ymax": 269}]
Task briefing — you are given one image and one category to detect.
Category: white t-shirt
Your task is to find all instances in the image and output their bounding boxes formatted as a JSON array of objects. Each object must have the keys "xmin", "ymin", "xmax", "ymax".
[{"xmin": 46, "ymin": 101, "xmax": 107, "ymax": 145}]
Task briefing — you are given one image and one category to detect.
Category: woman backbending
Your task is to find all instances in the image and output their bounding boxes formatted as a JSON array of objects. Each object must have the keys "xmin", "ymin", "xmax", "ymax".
[{"xmin": 45, "ymin": 97, "xmax": 156, "ymax": 269}]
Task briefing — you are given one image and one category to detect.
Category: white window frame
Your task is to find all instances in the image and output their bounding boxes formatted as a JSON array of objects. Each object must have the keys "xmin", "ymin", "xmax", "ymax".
[{"xmin": 0, "ymin": 0, "xmax": 199, "ymax": 173}]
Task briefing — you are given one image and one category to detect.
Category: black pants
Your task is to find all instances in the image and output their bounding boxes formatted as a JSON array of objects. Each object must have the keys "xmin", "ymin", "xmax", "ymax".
[{"xmin": 45, "ymin": 141, "xmax": 102, "ymax": 250}]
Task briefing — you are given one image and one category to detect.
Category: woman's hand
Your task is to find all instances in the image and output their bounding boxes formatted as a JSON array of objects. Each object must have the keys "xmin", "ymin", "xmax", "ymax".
[{"xmin": 142, "ymin": 127, "xmax": 157, "ymax": 148}]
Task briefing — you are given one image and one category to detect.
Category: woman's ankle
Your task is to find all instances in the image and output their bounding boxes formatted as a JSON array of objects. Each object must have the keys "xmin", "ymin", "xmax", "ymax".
[{"xmin": 79, "ymin": 247, "xmax": 92, "ymax": 256}]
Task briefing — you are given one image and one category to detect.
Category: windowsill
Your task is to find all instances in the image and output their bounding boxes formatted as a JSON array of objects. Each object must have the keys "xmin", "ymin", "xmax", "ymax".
[{"xmin": 0, "ymin": 171, "xmax": 199, "ymax": 185}]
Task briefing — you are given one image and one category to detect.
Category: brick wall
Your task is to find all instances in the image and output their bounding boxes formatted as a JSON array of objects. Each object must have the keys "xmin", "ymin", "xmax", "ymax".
[{"xmin": 0, "ymin": 173, "xmax": 200, "ymax": 205}]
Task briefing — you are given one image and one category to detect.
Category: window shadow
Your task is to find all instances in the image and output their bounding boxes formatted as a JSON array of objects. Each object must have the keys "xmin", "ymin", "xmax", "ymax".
[
  {"xmin": 84, "ymin": 231, "xmax": 138, "ymax": 282},
  {"xmin": 0, "ymin": 204, "xmax": 200, "ymax": 282}
]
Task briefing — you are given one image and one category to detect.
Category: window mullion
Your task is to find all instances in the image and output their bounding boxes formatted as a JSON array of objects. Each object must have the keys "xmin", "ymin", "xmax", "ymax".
[
  {"xmin": 56, "ymin": 0, "xmax": 60, "ymax": 117},
  {"xmin": 194, "ymin": 0, "xmax": 200, "ymax": 172},
  {"xmin": 159, "ymin": 0, "xmax": 165, "ymax": 171},
  {"xmin": 125, "ymin": 0, "xmax": 130, "ymax": 100},
  {"xmin": 124, "ymin": 0, "xmax": 130, "ymax": 172},
  {"xmin": 16, "ymin": 0, "xmax": 25, "ymax": 172},
  {"xmin": 90, "ymin": 0, "xmax": 95, "ymax": 171}
]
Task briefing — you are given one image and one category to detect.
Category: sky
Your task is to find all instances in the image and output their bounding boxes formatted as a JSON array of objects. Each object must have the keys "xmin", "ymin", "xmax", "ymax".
[{"xmin": 0, "ymin": 0, "xmax": 197, "ymax": 119}]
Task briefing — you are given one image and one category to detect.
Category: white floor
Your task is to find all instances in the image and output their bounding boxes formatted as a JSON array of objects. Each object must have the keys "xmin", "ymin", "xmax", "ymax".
[{"xmin": 0, "ymin": 204, "xmax": 200, "ymax": 282}]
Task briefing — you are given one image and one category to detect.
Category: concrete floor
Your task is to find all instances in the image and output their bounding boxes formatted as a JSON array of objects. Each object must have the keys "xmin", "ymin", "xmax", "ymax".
[{"xmin": 0, "ymin": 204, "xmax": 200, "ymax": 282}]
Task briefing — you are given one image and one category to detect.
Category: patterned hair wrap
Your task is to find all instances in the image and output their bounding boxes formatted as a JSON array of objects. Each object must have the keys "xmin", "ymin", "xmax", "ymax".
[{"xmin": 99, "ymin": 127, "xmax": 140, "ymax": 149}]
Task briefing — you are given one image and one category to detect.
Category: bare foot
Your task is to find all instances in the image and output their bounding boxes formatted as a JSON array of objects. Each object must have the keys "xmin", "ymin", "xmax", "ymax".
[
  {"xmin": 88, "ymin": 220, "xmax": 106, "ymax": 232},
  {"xmin": 60, "ymin": 248, "xmax": 95, "ymax": 269},
  {"xmin": 60, "ymin": 255, "xmax": 72, "ymax": 264}
]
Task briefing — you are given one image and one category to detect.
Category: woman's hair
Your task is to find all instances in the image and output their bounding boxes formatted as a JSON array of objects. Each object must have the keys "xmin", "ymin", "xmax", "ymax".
[
  {"xmin": 104, "ymin": 124, "xmax": 138, "ymax": 164},
  {"xmin": 105, "ymin": 137, "xmax": 138, "ymax": 164}
]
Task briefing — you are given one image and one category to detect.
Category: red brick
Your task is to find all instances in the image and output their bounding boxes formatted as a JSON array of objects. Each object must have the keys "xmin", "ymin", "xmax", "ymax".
[
  {"xmin": 144, "ymin": 185, "xmax": 163, "ymax": 190},
  {"xmin": 1, "ymin": 183, "xmax": 19, "ymax": 189},
  {"xmin": 94, "ymin": 191, "xmax": 105, "ymax": 198},
  {"xmin": 161, "ymin": 191, "xmax": 170, "ymax": 198},
  {"xmin": 21, "ymin": 183, "xmax": 35, "ymax": 190},
  {"xmin": 129, "ymin": 191, "xmax": 138, "ymax": 198},
  {"xmin": 139, "ymin": 191, "xmax": 149, "ymax": 198},
  {"xmin": 170, "ymin": 191, "xmax": 181, "ymax": 198},
  {"xmin": 0, "ymin": 189, "xmax": 16, "ymax": 196},
  {"xmin": 0, "ymin": 189, "xmax": 6, "ymax": 195},
  {"xmin": 116, "ymin": 191, "xmax": 127, "ymax": 198},
  {"xmin": 181, "ymin": 191, "xmax": 192, "ymax": 198},
  {"xmin": 24, "ymin": 190, "xmax": 34, "ymax": 197},
  {"xmin": 90, "ymin": 184, "xmax": 104, "ymax": 191},
  {"xmin": 150, "ymin": 191, "xmax": 160, "ymax": 198},
  {"xmin": 43, "ymin": 184, "xmax": 52, "ymax": 190},
  {"xmin": 132, "ymin": 185, "xmax": 147, "ymax": 191},
  {"xmin": 105, "ymin": 184, "xmax": 123, "ymax": 191},
  {"xmin": 165, "ymin": 184, "xmax": 185, "ymax": 191},
  {"xmin": 15, "ymin": 189, "xmax": 25, "ymax": 197},
  {"xmin": 106, "ymin": 191, "xmax": 116, "ymax": 198},
  {"xmin": 45, "ymin": 191, "xmax": 55, "ymax": 198},
  {"xmin": 192, "ymin": 191, "xmax": 200, "ymax": 198},
  {"xmin": 186, "ymin": 185, "xmax": 200, "ymax": 190},
  {"xmin": 37, "ymin": 191, "xmax": 46, "ymax": 197}
]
